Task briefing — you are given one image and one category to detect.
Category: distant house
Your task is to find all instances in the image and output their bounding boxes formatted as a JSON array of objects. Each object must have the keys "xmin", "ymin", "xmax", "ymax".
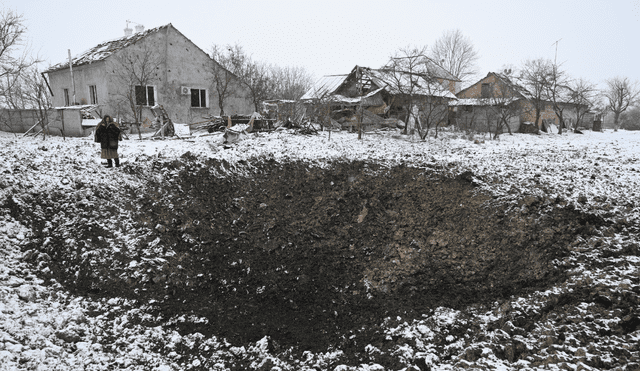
[
  {"xmin": 45, "ymin": 24, "xmax": 252, "ymax": 129},
  {"xmin": 301, "ymin": 62, "xmax": 459, "ymax": 131},
  {"xmin": 453, "ymin": 72, "xmax": 589, "ymax": 133}
]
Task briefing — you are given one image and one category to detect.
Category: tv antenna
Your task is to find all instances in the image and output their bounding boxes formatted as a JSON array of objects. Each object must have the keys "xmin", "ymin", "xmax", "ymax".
[
  {"xmin": 126, "ymin": 19, "xmax": 141, "ymax": 28},
  {"xmin": 552, "ymin": 38, "xmax": 562, "ymax": 65}
]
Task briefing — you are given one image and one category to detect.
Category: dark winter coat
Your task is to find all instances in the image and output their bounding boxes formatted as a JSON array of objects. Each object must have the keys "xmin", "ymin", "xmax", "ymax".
[{"xmin": 95, "ymin": 122, "xmax": 122, "ymax": 150}]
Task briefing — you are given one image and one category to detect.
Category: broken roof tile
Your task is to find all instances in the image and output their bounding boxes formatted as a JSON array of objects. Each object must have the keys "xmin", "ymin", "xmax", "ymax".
[{"xmin": 45, "ymin": 24, "xmax": 171, "ymax": 73}]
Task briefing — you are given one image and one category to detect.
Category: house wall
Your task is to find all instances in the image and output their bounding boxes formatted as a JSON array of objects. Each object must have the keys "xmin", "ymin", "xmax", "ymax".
[
  {"xmin": 50, "ymin": 109, "xmax": 88, "ymax": 137},
  {"xmin": 0, "ymin": 109, "xmax": 56, "ymax": 133},
  {"xmin": 454, "ymin": 106, "xmax": 520, "ymax": 133},
  {"xmin": 0, "ymin": 108, "xmax": 91, "ymax": 137},
  {"xmin": 47, "ymin": 25, "xmax": 253, "ymax": 128},
  {"xmin": 520, "ymin": 101, "xmax": 557, "ymax": 126},
  {"xmin": 519, "ymin": 101, "xmax": 587, "ymax": 130},
  {"xmin": 458, "ymin": 73, "xmax": 591, "ymax": 131},
  {"xmin": 154, "ymin": 26, "xmax": 251, "ymax": 122},
  {"xmin": 48, "ymin": 61, "xmax": 109, "ymax": 108},
  {"xmin": 437, "ymin": 78, "xmax": 459, "ymax": 95},
  {"xmin": 456, "ymin": 74, "xmax": 512, "ymax": 99}
]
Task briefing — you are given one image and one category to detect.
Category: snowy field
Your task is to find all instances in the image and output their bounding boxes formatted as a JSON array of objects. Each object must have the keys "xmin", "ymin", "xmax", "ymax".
[{"xmin": 0, "ymin": 127, "xmax": 639, "ymax": 370}]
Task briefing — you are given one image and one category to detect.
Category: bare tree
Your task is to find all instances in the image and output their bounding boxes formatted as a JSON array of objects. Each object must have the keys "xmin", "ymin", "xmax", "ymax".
[
  {"xmin": 0, "ymin": 64, "xmax": 50, "ymax": 108},
  {"xmin": 0, "ymin": 8, "xmax": 46, "ymax": 135},
  {"xmin": 242, "ymin": 60, "xmax": 275, "ymax": 112},
  {"xmin": 0, "ymin": 8, "xmax": 38, "ymax": 97},
  {"xmin": 485, "ymin": 76, "xmax": 522, "ymax": 138},
  {"xmin": 567, "ymin": 78, "xmax": 597, "ymax": 132},
  {"xmin": 383, "ymin": 46, "xmax": 453, "ymax": 140},
  {"xmin": 211, "ymin": 44, "xmax": 276, "ymax": 113},
  {"xmin": 518, "ymin": 58, "xmax": 553, "ymax": 131},
  {"xmin": 110, "ymin": 45, "xmax": 165, "ymax": 139},
  {"xmin": 542, "ymin": 62, "xmax": 571, "ymax": 134},
  {"xmin": 620, "ymin": 104, "xmax": 640, "ymax": 130},
  {"xmin": 429, "ymin": 29, "xmax": 479, "ymax": 87},
  {"xmin": 603, "ymin": 76, "xmax": 640, "ymax": 131},
  {"xmin": 210, "ymin": 43, "xmax": 247, "ymax": 116},
  {"xmin": 383, "ymin": 46, "xmax": 427, "ymax": 135},
  {"xmin": 270, "ymin": 65, "xmax": 313, "ymax": 100}
]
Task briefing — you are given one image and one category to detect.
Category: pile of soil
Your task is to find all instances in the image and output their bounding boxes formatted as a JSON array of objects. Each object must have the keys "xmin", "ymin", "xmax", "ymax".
[{"xmin": 16, "ymin": 158, "xmax": 603, "ymax": 365}]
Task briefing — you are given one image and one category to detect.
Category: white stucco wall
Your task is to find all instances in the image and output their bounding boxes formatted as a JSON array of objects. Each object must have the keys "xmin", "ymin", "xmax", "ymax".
[{"xmin": 46, "ymin": 25, "xmax": 253, "ymax": 127}]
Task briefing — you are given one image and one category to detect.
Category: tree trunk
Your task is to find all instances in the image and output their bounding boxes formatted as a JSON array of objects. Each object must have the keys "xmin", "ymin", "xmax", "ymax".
[
  {"xmin": 503, "ymin": 117, "xmax": 513, "ymax": 135},
  {"xmin": 218, "ymin": 96, "xmax": 225, "ymax": 116},
  {"xmin": 557, "ymin": 113, "xmax": 563, "ymax": 134}
]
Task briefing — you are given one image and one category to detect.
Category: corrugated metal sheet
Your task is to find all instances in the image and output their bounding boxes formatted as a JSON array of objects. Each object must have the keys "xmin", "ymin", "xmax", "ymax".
[{"xmin": 300, "ymin": 74, "xmax": 348, "ymax": 100}]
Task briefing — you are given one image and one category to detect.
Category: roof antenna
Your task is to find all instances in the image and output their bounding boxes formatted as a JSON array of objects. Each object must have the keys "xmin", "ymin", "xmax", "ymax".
[{"xmin": 552, "ymin": 38, "xmax": 562, "ymax": 65}]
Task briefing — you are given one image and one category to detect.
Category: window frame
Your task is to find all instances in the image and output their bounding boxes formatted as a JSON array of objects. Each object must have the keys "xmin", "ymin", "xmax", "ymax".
[
  {"xmin": 481, "ymin": 83, "xmax": 492, "ymax": 98},
  {"xmin": 135, "ymin": 85, "xmax": 156, "ymax": 106},
  {"xmin": 190, "ymin": 88, "xmax": 208, "ymax": 108},
  {"xmin": 89, "ymin": 85, "xmax": 98, "ymax": 105},
  {"xmin": 63, "ymin": 89, "xmax": 70, "ymax": 106}
]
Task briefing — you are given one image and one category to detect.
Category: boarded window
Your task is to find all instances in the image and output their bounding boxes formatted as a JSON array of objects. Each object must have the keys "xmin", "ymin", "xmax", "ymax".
[
  {"xmin": 190, "ymin": 88, "xmax": 207, "ymax": 108},
  {"xmin": 63, "ymin": 89, "xmax": 70, "ymax": 106}
]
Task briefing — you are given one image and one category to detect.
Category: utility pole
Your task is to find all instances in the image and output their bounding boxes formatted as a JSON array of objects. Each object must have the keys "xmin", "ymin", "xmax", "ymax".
[
  {"xmin": 68, "ymin": 49, "xmax": 76, "ymax": 106},
  {"xmin": 357, "ymin": 65, "xmax": 363, "ymax": 140}
]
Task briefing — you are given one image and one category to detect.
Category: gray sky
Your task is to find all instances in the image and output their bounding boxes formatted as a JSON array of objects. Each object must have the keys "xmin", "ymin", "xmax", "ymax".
[{"xmin": 7, "ymin": 0, "xmax": 640, "ymax": 89}]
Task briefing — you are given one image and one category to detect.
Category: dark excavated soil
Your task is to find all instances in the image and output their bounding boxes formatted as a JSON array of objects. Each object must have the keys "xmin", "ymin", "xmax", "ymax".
[{"xmin": 17, "ymin": 158, "xmax": 604, "ymax": 365}]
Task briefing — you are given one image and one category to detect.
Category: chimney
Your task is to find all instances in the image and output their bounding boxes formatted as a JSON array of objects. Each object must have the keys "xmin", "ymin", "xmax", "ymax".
[
  {"xmin": 135, "ymin": 24, "xmax": 144, "ymax": 33},
  {"xmin": 124, "ymin": 27, "xmax": 133, "ymax": 37}
]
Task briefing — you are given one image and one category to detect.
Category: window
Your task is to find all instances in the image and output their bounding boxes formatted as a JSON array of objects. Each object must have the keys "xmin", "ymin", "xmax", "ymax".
[
  {"xmin": 481, "ymin": 83, "xmax": 492, "ymax": 98},
  {"xmin": 135, "ymin": 85, "xmax": 155, "ymax": 106},
  {"xmin": 190, "ymin": 88, "xmax": 207, "ymax": 108},
  {"xmin": 89, "ymin": 85, "xmax": 98, "ymax": 104},
  {"xmin": 63, "ymin": 89, "xmax": 70, "ymax": 106}
]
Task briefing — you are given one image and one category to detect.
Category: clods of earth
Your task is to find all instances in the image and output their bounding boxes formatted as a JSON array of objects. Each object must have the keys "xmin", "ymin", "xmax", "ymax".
[{"xmin": 0, "ymin": 127, "xmax": 639, "ymax": 370}]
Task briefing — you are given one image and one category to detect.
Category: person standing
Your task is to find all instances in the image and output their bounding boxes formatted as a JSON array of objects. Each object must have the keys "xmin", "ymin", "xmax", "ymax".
[{"xmin": 94, "ymin": 115, "xmax": 122, "ymax": 168}]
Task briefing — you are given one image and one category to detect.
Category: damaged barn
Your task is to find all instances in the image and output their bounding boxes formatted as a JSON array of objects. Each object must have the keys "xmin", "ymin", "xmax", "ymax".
[{"xmin": 300, "ymin": 62, "xmax": 459, "ymax": 134}]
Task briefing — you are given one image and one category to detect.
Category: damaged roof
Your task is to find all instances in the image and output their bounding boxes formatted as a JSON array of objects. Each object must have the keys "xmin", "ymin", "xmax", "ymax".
[
  {"xmin": 301, "ymin": 65, "xmax": 457, "ymax": 102},
  {"xmin": 456, "ymin": 72, "xmax": 533, "ymax": 101},
  {"xmin": 450, "ymin": 97, "xmax": 520, "ymax": 106},
  {"xmin": 46, "ymin": 24, "xmax": 175, "ymax": 73},
  {"xmin": 491, "ymin": 72, "xmax": 533, "ymax": 100},
  {"xmin": 300, "ymin": 74, "xmax": 349, "ymax": 100},
  {"xmin": 366, "ymin": 68, "xmax": 457, "ymax": 99}
]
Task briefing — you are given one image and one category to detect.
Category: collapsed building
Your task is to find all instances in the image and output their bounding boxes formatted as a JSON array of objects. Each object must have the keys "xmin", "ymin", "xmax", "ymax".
[{"xmin": 300, "ymin": 62, "xmax": 460, "ymax": 132}]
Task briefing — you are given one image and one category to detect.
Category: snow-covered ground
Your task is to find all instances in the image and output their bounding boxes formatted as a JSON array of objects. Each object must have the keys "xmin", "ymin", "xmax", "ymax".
[{"xmin": 0, "ymin": 127, "xmax": 638, "ymax": 370}]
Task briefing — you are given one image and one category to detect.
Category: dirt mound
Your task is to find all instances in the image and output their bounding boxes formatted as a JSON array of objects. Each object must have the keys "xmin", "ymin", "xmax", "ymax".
[{"xmin": 15, "ymin": 158, "xmax": 603, "ymax": 364}]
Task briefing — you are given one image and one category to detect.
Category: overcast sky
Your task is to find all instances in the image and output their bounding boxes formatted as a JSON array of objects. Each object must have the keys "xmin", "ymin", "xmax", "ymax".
[{"xmin": 7, "ymin": 0, "xmax": 640, "ymax": 89}]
